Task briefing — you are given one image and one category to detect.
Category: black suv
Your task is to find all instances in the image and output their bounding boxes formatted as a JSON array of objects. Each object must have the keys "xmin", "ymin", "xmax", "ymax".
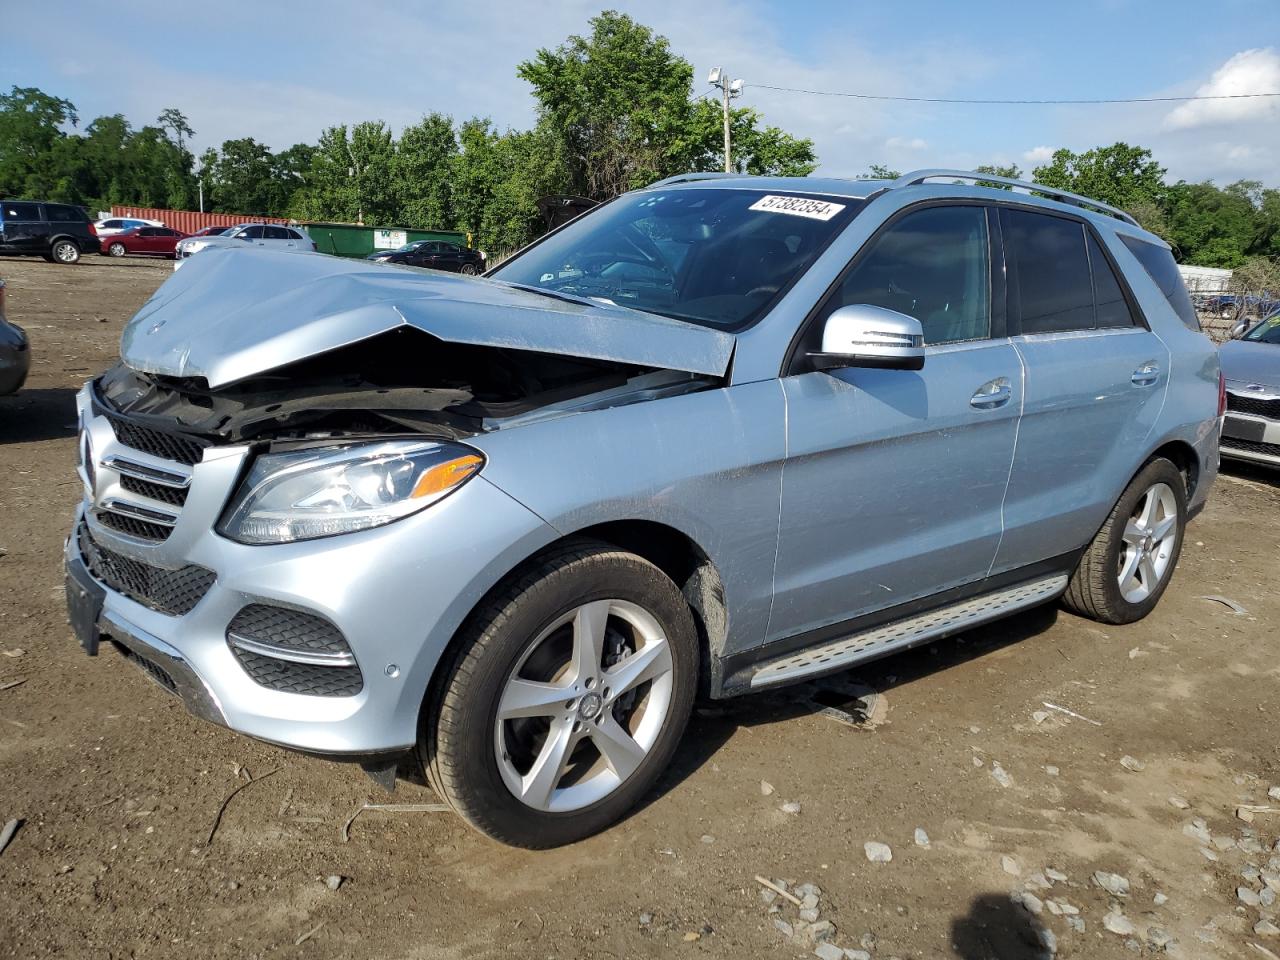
[{"xmin": 0, "ymin": 200, "xmax": 101, "ymax": 264}]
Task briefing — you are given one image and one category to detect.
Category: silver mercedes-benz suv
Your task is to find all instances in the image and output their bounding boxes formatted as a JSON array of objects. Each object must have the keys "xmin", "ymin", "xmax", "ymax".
[{"xmin": 66, "ymin": 170, "xmax": 1221, "ymax": 847}]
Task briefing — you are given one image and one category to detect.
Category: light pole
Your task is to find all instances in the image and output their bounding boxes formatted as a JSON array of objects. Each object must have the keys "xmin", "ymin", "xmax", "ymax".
[{"xmin": 708, "ymin": 68, "xmax": 744, "ymax": 173}]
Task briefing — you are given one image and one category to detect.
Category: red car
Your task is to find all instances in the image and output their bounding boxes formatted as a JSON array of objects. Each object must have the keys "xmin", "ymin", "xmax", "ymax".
[{"xmin": 101, "ymin": 226, "xmax": 188, "ymax": 259}]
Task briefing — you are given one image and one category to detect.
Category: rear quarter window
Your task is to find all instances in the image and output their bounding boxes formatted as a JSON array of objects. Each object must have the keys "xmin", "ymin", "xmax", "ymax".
[
  {"xmin": 1119, "ymin": 236, "xmax": 1200, "ymax": 331},
  {"xmin": 47, "ymin": 204, "xmax": 87, "ymax": 222}
]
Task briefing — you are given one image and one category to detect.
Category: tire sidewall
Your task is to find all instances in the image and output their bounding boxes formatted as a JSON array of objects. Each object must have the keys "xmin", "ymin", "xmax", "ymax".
[
  {"xmin": 430, "ymin": 547, "xmax": 698, "ymax": 847},
  {"xmin": 109, "ymin": 243, "xmax": 126, "ymax": 257},
  {"xmin": 52, "ymin": 240, "xmax": 79, "ymax": 264},
  {"xmin": 1099, "ymin": 459, "xmax": 1187, "ymax": 621}
]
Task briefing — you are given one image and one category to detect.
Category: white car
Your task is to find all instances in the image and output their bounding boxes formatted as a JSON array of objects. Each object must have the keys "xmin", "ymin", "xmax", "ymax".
[
  {"xmin": 95, "ymin": 217, "xmax": 164, "ymax": 237},
  {"xmin": 175, "ymin": 223, "xmax": 315, "ymax": 269}
]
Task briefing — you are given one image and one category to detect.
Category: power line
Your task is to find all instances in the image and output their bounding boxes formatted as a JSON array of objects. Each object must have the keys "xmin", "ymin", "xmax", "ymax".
[{"xmin": 747, "ymin": 83, "xmax": 1280, "ymax": 106}]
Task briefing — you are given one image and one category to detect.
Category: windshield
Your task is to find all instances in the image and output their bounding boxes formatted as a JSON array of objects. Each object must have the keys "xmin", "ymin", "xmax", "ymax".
[
  {"xmin": 492, "ymin": 188, "xmax": 860, "ymax": 331},
  {"xmin": 1244, "ymin": 314, "xmax": 1280, "ymax": 344},
  {"xmin": 394, "ymin": 241, "xmax": 425, "ymax": 252}
]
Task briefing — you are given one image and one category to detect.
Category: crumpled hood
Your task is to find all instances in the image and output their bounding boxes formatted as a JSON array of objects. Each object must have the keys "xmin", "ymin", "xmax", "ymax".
[
  {"xmin": 120, "ymin": 247, "xmax": 734, "ymax": 388},
  {"xmin": 1219, "ymin": 338, "xmax": 1280, "ymax": 391}
]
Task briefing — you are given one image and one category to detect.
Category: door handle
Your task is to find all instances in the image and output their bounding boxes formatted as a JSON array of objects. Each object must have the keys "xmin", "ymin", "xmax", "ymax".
[
  {"xmin": 970, "ymin": 377, "xmax": 1012, "ymax": 409},
  {"xmin": 1131, "ymin": 362, "xmax": 1160, "ymax": 386}
]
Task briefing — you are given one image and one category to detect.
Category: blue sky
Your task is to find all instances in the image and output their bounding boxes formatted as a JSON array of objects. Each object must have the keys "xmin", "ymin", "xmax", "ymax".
[{"xmin": 3, "ymin": 0, "xmax": 1279, "ymax": 184}]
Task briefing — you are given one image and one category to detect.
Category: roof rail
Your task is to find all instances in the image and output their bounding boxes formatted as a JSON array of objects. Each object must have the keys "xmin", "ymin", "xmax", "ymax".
[
  {"xmin": 889, "ymin": 169, "xmax": 1140, "ymax": 227},
  {"xmin": 645, "ymin": 172, "xmax": 744, "ymax": 189}
]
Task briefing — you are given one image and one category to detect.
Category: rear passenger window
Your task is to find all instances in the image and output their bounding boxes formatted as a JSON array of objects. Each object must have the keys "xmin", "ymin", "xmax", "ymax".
[
  {"xmin": 1119, "ymin": 235, "xmax": 1200, "ymax": 331},
  {"xmin": 1001, "ymin": 209, "xmax": 1093, "ymax": 334},
  {"xmin": 47, "ymin": 204, "xmax": 85, "ymax": 222},
  {"xmin": 264, "ymin": 226, "xmax": 290, "ymax": 240},
  {"xmin": 1086, "ymin": 234, "xmax": 1135, "ymax": 328},
  {"xmin": 830, "ymin": 205, "xmax": 991, "ymax": 345}
]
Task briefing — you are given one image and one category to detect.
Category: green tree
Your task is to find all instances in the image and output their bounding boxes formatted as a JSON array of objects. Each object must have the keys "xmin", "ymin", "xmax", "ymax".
[
  {"xmin": 972, "ymin": 163, "xmax": 1022, "ymax": 189},
  {"xmin": 1031, "ymin": 143, "xmax": 1166, "ymax": 210},
  {"xmin": 1165, "ymin": 180, "xmax": 1258, "ymax": 267},
  {"xmin": 394, "ymin": 113, "xmax": 457, "ymax": 229},
  {"xmin": 857, "ymin": 164, "xmax": 901, "ymax": 180},
  {"xmin": 0, "ymin": 86, "xmax": 78, "ymax": 199}
]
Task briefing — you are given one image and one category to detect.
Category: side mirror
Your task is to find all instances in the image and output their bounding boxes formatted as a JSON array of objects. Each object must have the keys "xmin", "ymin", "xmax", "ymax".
[
  {"xmin": 1230, "ymin": 320, "xmax": 1249, "ymax": 339},
  {"xmin": 809, "ymin": 304, "xmax": 925, "ymax": 372}
]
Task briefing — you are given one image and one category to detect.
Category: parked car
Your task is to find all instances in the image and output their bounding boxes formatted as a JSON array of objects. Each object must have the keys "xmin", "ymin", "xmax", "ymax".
[
  {"xmin": 188, "ymin": 225, "xmax": 237, "ymax": 239},
  {"xmin": 1219, "ymin": 311, "xmax": 1280, "ymax": 468},
  {"xmin": 0, "ymin": 200, "xmax": 101, "ymax": 264},
  {"xmin": 94, "ymin": 217, "xmax": 164, "ymax": 238},
  {"xmin": 175, "ymin": 223, "xmax": 315, "ymax": 267},
  {"xmin": 366, "ymin": 239, "xmax": 485, "ymax": 274},
  {"xmin": 101, "ymin": 226, "xmax": 189, "ymax": 259},
  {"xmin": 66, "ymin": 169, "xmax": 1220, "ymax": 848},
  {"xmin": 0, "ymin": 279, "xmax": 29, "ymax": 395}
]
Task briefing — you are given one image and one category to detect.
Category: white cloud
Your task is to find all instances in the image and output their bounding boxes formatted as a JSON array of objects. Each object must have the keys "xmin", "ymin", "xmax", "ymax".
[
  {"xmin": 1022, "ymin": 145, "xmax": 1056, "ymax": 165},
  {"xmin": 886, "ymin": 136, "xmax": 928, "ymax": 151},
  {"xmin": 1164, "ymin": 48, "xmax": 1280, "ymax": 130}
]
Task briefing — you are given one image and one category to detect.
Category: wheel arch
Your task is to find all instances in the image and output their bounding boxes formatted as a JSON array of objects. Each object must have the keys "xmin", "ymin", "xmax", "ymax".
[
  {"xmin": 1142, "ymin": 437, "xmax": 1200, "ymax": 500},
  {"xmin": 419, "ymin": 519, "xmax": 728, "ymax": 734}
]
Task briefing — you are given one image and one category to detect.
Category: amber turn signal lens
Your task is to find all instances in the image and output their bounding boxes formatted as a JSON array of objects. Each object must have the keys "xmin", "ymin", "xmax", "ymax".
[{"xmin": 411, "ymin": 454, "xmax": 484, "ymax": 499}]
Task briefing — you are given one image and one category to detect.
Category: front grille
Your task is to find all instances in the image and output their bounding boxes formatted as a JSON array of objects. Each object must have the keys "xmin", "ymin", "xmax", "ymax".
[
  {"xmin": 1226, "ymin": 393, "xmax": 1280, "ymax": 420},
  {"xmin": 78, "ymin": 522, "xmax": 214, "ymax": 616},
  {"xmin": 228, "ymin": 604, "xmax": 352, "ymax": 655},
  {"xmin": 226, "ymin": 603, "xmax": 363, "ymax": 697},
  {"xmin": 1221, "ymin": 437, "xmax": 1280, "ymax": 458},
  {"xmin": 110, "ymin": 639, "xmax": 177, "ymax": 693},
  {"xmin": 120, "ymin": 474, "xmax": 189, "ymax": 507},
  {"xmin": 104, "ymin": 411, "xmax": 206, "ymax": 466},
  {"xmin": 96, "ymin": 510, "xmax": 172, "ymax": 542},
  {"xmin": 230, "ymin": 647, "xmax": 364, "ymax": 697}
]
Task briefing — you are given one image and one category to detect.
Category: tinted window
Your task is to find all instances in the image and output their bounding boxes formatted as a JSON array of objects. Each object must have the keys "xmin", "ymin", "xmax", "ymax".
[
  {"xmin": 492, "ymin": 189, "xmax": 859, "ymax": 331},
  {"xmin": 1001, "ymin": 209, "xmax": 1093, "ymax": 334},
  {"xmin": 46, "ymin": 204, "xmax": 83, "ymax": 222},
  {"xmin": 102, "ymin": 219, "xmax": 123, "ymax": 229},
  {"xmin": 3, "ymin": 202, "xmax": 40, "ymax": 220},
  {"xmin": 139, "ymin": 227, "xmax": 160, "ymax": 237},
  {"xmin": 443, "ymin": 242, "xmax": 461, "ymax": 252},
  {"xmin": 238, "ymin": 225, "xmax": 266, "ymax": 239},
  {"xmin": 1087, "ymin": 234, "xmax": 1135, "ymax": 328},
  {"xmin": 264, "ymin": 226, "xmax": 290, "ymax": 240},
  {"xmin": 1119, "ymin": 235, "xmax": 1200, "ymax": 331},
  {"xmin": 829, "ymin": 205, "xmax": 991, "ymax": 345},
  {"xmin": 287, "ymin": 229, "xmax": 305, "ymax": 240}
]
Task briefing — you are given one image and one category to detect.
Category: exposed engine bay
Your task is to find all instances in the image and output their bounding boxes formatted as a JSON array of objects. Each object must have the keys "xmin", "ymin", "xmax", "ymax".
[{"xmin": 97, "ymin": 327, "xmax": 715, "ymax": 445}]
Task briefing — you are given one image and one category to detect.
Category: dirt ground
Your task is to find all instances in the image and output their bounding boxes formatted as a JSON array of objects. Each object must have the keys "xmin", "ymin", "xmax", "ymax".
[{"xmin": 1, "ymin": 255, "xmax": 1278, "ymax": 960}]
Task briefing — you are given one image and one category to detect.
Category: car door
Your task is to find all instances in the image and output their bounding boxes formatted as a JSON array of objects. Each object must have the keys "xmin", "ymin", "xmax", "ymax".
[
  {"xmin": 767, "ymin": 203, "xmax": 1023, "ymax": 645},
  {"xmin": 438, "ymin": 242, "xmax": 465, "ymax": 271},
  {"xmin": 237, "ymin": 225, "xmax": 267, "ymax": 246},
  {"xmin": 136, "ymin": 227, "xmax": 161, "ymax": 253},
  {"xmin": 0, "ymin": 202, "xmax": 47, "ymax": 254},
  {"xmin": 991, "ymin": 207, "xmax": 1170, "ymax": 574}
]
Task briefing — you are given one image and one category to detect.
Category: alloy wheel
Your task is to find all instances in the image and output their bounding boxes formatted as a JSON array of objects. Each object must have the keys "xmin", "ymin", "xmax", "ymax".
[
  {"xmin": 1117, "ymin": 481, "xmax": 1178, "ymax": 603},
  {"xmin": 109, "ymin": 243, "xmax": 126, "ymax": 257},
  {"xmin": 54, "ymin": 241, "xmax": 79, "ymax": 263},
  {"xmin": 493, "ymin": 599, "xmax": 674, "ymax": 813}
]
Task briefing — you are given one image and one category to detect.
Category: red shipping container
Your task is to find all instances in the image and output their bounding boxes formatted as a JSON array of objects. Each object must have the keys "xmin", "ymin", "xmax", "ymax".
[{"xmin": 110, "ymin": 206, "xmax": 292, "ymax": 236}]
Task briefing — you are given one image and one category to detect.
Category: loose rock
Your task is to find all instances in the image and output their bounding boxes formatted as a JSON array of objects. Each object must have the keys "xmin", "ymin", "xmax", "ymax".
[
  {"xmin": 1238, "ymin": 886, "xmax": 1262, "ymax": 907},
  {"xmin": 864, "ymin": 841, "xmax": 892, "ymax": 863},
  {"xmin": 814, "ymin": 943, "xmax": 844, "ymax": 960},
  {"xmin": 781, "ymin": 801, "xmax": 802, "ymax": 815},
  {"xmin": 1269, "ymin": 786, "xmax": 1280, "ymax": 801},
  {"xmin": 1045, "ymin": 867, "xmax": 1068, "ymax": 883},
  {"xmin": 1153, "ymin": 892, "xmax": 1169, "ymax": 906},
  {"xmin": 845, "ymin": 952, "xmax": 872, "ymax": 960},
  {"xmin": 774, "ymin": 918, "xmax": 794, "ymax": 938},
  {"xmin": 1045, "ymin": 765, "xmax": 1059, "ymax": 776},
  {"xmin": 990, "ymin": 763, "xmax": 1013, "ymax": 788},
  {"xmin": 1104, "ymin": 911, "xmax": 1137, "ymax": 936},
  {"xmin": 1168, "ymin": 796, "xmax": 1190, "ymax": 809},
  {"xmin": 1093, "ymin": 871, "xmax": 1130, "ymax": 897},
  {"xmin": 324, "ymin": 875, "xmax": 344, "ymax": 891},
  {"xmin": 1032, "ymin": 710, "xmax": 1050, "ymax": 724},
  {"xmin": 1256, "ymin": 919, "xmax": 1280, "ymax": 937},
  {"xmin": 1146, "ymin": 926, "xmax": 1175, "ymax": 950},
  {"xmin": 1183, "ymin": 821, "xmax": 1211, "ymax": 844},
  {"xmin": 1013, "ymin": 891, "xmax": 1044, "ymax": 915},
  {"xmin": 913, "ymin": 827, "xmax": 930, "ymax": 848},
  {"xmin": 1001, "ymin": 855, "xmax": 1021, "ymax": 876},
  {"xmin": 1066, "ymin": 917, "xmax": 1086, "ymax": 934},
  {"xmin": 760, "ymin": 780, "xmax": 775, "ymax": 796},
  {"xmin": 1120, "ymin": 755, "xmax": 1145, "ymax": 772}
]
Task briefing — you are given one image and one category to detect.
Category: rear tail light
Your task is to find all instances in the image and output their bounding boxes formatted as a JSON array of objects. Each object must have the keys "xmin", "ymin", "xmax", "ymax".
[
  {"xmin": 88, "ymin": 223, "xmax": 97, "ymax": 236},
  {"xmin": 1218, "ymin": 371, "xmax": 1227, "ymax": 417}
]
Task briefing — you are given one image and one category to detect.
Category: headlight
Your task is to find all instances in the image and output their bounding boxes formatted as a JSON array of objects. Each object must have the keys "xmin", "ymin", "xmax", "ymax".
[{"xmin": 217, "ymin": 439, "xmax": 484, "ymax": 544}]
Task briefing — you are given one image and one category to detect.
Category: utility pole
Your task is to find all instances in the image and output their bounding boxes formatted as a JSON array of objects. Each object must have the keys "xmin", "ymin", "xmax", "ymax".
[
  {"xmin": 198, "ymin": 178, "xmax": 204, "ymax": 213},
  {"xmin": 708, "ymin": 68, "xmax": 744, "ymax": 173}
]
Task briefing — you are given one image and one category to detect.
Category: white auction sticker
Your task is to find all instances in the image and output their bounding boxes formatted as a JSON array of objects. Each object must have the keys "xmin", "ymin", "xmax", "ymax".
[{"xmin": 748, "ymin": 195, "xmax": 846, "ymax": 221}]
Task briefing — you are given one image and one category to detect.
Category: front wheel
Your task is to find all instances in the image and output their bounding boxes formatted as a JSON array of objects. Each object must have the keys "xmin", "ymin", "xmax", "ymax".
[
  {"xmin": 460, "ymin": 263, "xmax": 478, "ymax": 275},
  {"xmin": 420, "ymin": 541, "xmax": 698, "ymax": 847},
  {"xmin": 1062, "ymin": 457, "xmax": 1186, "ymax": 624},
  {"xmin": 108, "ymin": 242, "xmax": 126, "ymax": 257},
  {"xmin": 51, "ymin": 240, "xmax": 80, "ymax": 264}
]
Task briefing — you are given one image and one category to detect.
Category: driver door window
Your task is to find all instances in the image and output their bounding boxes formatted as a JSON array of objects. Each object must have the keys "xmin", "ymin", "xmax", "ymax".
[{"xmin": 826, "ymin": 205, "xmax": 992, "ymax": 345}]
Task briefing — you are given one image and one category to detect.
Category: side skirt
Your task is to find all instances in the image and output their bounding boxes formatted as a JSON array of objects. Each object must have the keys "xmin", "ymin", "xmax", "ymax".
[{"xmin": 718, "ymin": 552, "xmax": 1079, "ymax": 696}]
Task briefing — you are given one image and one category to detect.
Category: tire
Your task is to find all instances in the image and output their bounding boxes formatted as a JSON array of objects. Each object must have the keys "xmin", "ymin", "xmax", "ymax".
[
  {"xmin": 420, "ymin": 540, "xmax": 698, "ymax": 848},
  {"xmin": 460, "ymin": 263, "xmax": 478, "ymax": 276},
  {"xmin": 108, "ymin": 242, "xmax": 126, "ymax": 257},
  {"xmin": 51, "ymin": 240, "xmax": 80, "ymax": 264},
  {"xmin": 1062, "ymin": 457, "xmax": 1186, "ymax": 625}
]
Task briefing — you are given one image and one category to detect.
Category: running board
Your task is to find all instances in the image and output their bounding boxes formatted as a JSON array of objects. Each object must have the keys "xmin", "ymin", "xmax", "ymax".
[{"xmin": 749, "ymin": 574, "xmax": 1068, "ymax": 689}]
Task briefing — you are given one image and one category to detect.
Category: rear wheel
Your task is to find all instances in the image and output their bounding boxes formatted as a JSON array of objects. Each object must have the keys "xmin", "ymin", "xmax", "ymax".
[
  {"xmin": 108, "ymin": 242, "xmax": 126, "ymax": 257},
  {"xmin": 460, "ymin": 263, "xmax": 478, "ymax": 275},
  {"xmin": 1062, "ymin": 457, "xmax": 1186, "ymax": 624},
  {"xmin": 51, "ymin": 240, "xmax": 80, "ymax": 264},
  {"xmin": 420, "ymin": 541, "xmax": 698, "ymax": 847}
]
